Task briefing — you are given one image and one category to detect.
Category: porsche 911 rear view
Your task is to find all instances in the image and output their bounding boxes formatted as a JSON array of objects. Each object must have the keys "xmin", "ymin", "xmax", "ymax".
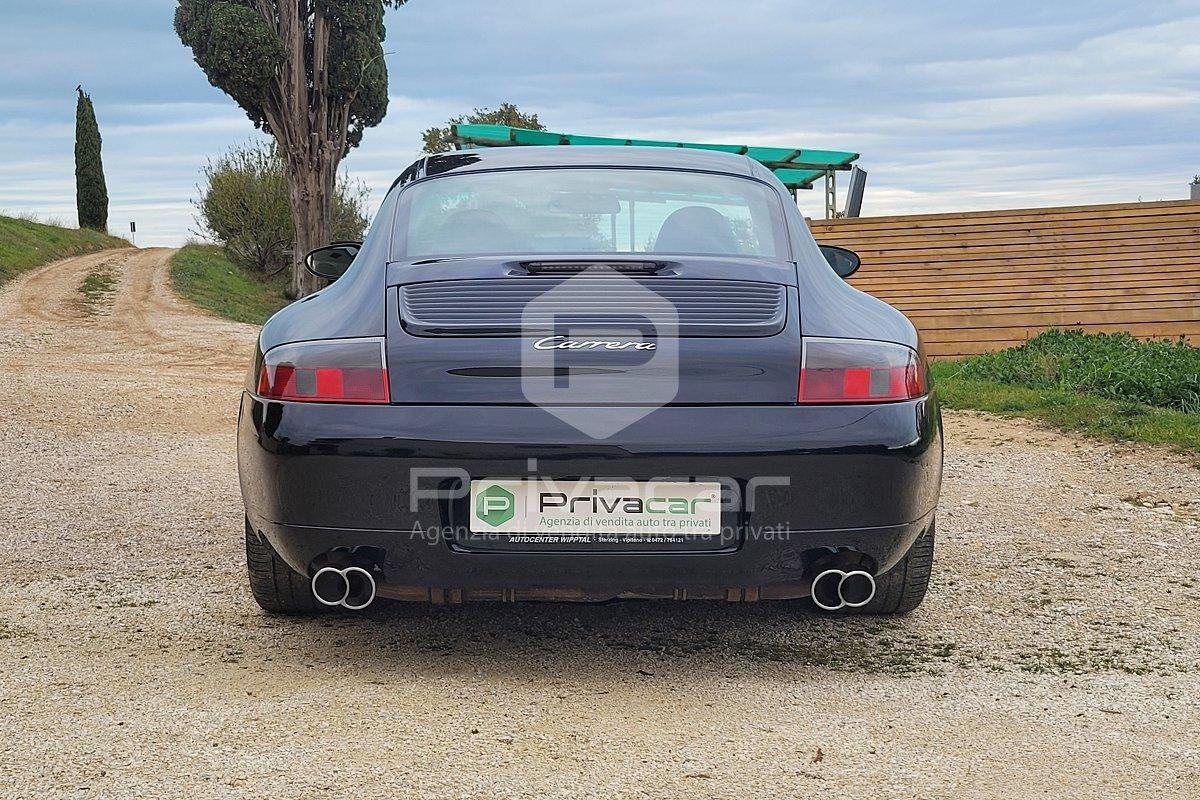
[{"xmin": 238, "ymin": 145, "xmax": 941, "ymax": 616}]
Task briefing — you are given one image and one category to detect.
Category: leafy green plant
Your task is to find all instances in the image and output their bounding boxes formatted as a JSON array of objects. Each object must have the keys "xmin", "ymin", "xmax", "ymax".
[
  {"xmin": 939, "ymin": 330, "xmax": 1200, "ymax": 413},
  {"xmin": 195, "ymin": 142, "xmax": 369, "ymax": 279},
  {"xmin": 422, "ymin": 103, "xmax": 545, "ymax": 153}
]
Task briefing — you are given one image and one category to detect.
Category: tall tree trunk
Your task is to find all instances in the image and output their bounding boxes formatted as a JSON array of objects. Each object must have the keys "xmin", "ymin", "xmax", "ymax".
[
  {"xmin": 236, "ymin": 1, "xmax": 364, "ymax": 297},
  {"xmin": 284, "ymin": 137, "xmax": 339, "ymax": 298},
  {"xmin": 276, "ymin": 2, "xmax": 342, "ymax": 298}
]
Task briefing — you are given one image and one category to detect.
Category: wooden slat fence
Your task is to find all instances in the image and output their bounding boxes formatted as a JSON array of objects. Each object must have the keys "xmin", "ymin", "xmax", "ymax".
[{"xmin": 809, "ymin": 200, "xmax": 1200, "ymax": 358}]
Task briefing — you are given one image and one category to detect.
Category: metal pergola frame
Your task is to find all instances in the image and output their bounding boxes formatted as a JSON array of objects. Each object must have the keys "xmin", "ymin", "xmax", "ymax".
[{"xmin": 450, "ymin": 124, "xmax": 859, "ymax": 218}]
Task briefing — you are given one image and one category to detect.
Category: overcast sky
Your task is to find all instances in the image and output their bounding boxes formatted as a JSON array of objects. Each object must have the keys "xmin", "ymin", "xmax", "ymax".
[{"xmin": 1, "ymin": 1, "xmax": 1197, "ymax": 246}]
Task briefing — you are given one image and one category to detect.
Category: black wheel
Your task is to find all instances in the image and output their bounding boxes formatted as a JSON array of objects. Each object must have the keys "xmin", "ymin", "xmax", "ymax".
[
  {"xmin": 852, "ymin": 519, "xmax": 935, "ymax": 615},
  {"xmin": 244, "ymin": 518, "xmax": 324, "ymax": 614}
]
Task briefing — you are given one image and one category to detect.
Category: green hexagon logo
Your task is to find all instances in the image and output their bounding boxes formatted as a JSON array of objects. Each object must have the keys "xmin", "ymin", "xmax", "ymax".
[{"xmin": 476, "ymin": 484, "xmax": 515, "ymax": 527}]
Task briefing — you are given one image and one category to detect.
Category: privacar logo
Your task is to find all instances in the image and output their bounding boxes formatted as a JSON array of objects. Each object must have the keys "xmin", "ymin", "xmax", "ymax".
[{"xmin": 476, "ymin": 484, "xmax": 515, "ymax": 526}]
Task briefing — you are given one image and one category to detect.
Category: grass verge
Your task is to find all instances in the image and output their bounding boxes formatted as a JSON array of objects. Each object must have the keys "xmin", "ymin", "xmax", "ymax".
[
  {"xmin": 932, "ymin": 331, "xmax": 1200, "ymax": 455},
  {"xmin": 169, "ymin": 243, "xmax": 290, "ymax": 325},
  {"xmin": 0, "ymin": 214, "xmax": 128, "ymax": 288}
]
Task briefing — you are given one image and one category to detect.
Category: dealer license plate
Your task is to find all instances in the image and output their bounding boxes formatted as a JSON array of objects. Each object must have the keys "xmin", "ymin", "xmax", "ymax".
[{"xmin": 468, "ymin": 479, "xmax": 723, "ymax": 542}]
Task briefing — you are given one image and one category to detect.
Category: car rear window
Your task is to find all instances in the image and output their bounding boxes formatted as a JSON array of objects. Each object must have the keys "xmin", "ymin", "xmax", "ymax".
[{"xmin": 393, "ymin": 168, "xmax": 788, "ymax": 259}]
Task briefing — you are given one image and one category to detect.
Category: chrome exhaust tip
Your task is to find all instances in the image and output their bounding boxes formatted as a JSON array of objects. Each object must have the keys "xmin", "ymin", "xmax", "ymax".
[
  {"xmin": 810, "ymin": 569, "xmax": 846, "ymax": 611},
  {"xmin": 311, "ymin": 564, "xmax": 378, "ymax": 610},
  {"xmin": 341, "ymin": 566, "xmax": 377, "ymax": 611},
  {"xmin": 809, "ymin": 567, "xmax": 877, "ymax": 611},
  {"xmin": 838, "ymin": 570, "xmax": 877, "ymax": 608},
  {"xmin": 312, "ymin": 566, "xmax": 350, "ymax": 607}
]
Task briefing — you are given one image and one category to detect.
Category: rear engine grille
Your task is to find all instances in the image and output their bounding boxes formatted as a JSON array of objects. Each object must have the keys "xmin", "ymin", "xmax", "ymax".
[{"xmin": 399, "ymin": 277, "xmax": 786, "ymax": 337}]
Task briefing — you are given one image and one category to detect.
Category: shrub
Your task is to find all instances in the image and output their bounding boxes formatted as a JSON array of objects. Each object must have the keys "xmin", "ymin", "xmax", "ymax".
[
  {"xmin": 943, "ymin": 330, "xmax": 1200, "ymax": 413},
  {"xmin": 422, "ymin": 103, "xmax": 545, "ymax": 153},
  {"xmin": 195, "ymin": 142, "xmax": 369, "ymax": 275}
]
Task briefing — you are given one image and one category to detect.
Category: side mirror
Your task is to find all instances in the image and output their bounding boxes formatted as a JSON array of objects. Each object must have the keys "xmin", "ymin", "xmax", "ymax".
[
  {"xmin": 304, "ymin": 241, "xmax": 362, "ymax": 281},
  {"xmin": 818, "ymin": 245, "xmax": 861, "ymax": 279}
]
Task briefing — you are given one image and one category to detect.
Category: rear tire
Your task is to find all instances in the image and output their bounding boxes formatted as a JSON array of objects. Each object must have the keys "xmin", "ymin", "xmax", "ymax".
[
  {"xmin": 245, "ymin": 518, "xmax": 324, "ymax": 615},
  {"xmin": 852, "ymin": 519, "xmax": 935, "ymax": 615}
]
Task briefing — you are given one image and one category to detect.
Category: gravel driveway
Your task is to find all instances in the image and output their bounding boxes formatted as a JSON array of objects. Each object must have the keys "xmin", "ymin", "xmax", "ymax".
[{"xmin": 1, "ymin": 249, "xmax": 1197, "ymax": 798}]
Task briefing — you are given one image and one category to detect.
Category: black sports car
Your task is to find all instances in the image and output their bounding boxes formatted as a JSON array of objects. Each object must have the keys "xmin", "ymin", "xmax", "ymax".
[{"xmin": 238, "ymin": 146, "xmax": 941, "ymax": 615}]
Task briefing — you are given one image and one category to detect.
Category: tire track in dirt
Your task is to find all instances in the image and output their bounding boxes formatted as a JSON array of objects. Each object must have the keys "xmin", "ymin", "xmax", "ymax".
[{"xmin": 0, "ymin": 248, "xmax": 255, "ymax": 435}]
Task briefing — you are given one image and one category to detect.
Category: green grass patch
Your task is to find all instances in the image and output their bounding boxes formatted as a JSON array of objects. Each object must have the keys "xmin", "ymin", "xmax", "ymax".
[
  {"xmin": 933, "ymin": 330, "xmax": 1200, "ymax": 454},
  {"xmin": 169, "ymin": 243, "xmax": 290, "ymax": 325},
  {"xmin": 0, "ymin": 214, "xmax": 128, "ymax": 288},
  {"xmin": 77, "ymin": 263, "xmax": 117, "ymax": 314},
  {"xmin": 939, "ymin": 329, "xmax": 1200, "ymax": 412}
]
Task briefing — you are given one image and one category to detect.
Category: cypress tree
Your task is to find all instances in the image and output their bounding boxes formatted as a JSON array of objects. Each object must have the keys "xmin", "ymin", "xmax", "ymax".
[{"xmin": 74, "ymin": 86, "xmax": 109, "ymax": 231}]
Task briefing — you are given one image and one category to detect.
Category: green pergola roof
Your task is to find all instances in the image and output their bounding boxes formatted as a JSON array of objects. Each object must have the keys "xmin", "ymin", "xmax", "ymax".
[{"xmin": 450, "ymin": 124, "xmax": 858, "ymax": 191}]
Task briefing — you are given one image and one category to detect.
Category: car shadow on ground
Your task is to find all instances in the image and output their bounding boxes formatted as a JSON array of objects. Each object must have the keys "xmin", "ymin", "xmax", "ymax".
[{"xmin": 263, "ymin": 598, "xmax": 956, "ymax": 677}]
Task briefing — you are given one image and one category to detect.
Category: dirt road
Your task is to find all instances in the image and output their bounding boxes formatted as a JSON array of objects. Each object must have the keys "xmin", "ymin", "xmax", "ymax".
[{"xmin": 1, "ymin": 249, "xmax": 1197, "ymax": 799}]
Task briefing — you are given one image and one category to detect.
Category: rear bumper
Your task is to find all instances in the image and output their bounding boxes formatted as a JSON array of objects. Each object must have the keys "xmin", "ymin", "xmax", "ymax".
[{"xmin": 238, "ymin": 394, "xmax": 942, "ymax": 600}]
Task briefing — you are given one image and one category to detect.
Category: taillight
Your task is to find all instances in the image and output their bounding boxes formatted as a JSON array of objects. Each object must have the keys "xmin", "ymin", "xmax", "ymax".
[
  {"xmin": 798, "ymin": 338, "xmax": 927, "ymax": 403},
  {"xmin": 256, "ymin": 338, "xmax": 389, "ymax": 404}
]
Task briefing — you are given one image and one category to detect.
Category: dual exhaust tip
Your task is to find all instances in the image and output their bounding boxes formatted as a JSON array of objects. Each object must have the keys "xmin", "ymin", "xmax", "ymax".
[
  {"xmin": 313, "ymin": 557, "xmax": 871, "ymax": 612},
  {"xmin": 810, "ymin": 568, "xmax": 876, "ymax": 612},
  {"xmin": 311, "ymin": 566, "xmax": 377, "ymax": 610}
]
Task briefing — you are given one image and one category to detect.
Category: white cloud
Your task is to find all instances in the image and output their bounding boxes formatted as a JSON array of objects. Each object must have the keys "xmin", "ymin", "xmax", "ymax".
[
  {"xmin": 2, "ymin": 2, "xmax": 1198, "ymax": 245},
  {"xmin": 912, "ymin": 16, "xmax": 1200, "ymax": 93}
]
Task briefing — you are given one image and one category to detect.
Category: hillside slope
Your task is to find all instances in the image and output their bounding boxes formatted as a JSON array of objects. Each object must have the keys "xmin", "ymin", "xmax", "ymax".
[
  {"xmin": 0, "ymin": 214, "xmax": 129, "ymax": 288},
  {"xmin": 169, "ymin": 243, "xmax": 290, "ymax": 325}
]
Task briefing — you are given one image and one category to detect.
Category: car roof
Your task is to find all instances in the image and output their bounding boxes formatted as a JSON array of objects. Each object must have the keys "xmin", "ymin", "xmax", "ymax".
[{"xmin": 392, "ymin": 146, "xmax": 770, "ymax": 190}]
